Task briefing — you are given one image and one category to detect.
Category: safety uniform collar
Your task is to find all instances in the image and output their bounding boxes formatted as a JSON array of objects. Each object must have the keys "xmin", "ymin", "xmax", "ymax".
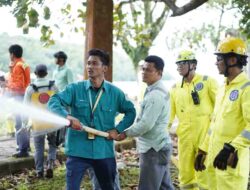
[
  {"xmin": 85, "ymin": 79, "xmax": 107, "ymax": 92},
  {"xmin": 225, "ymin": 72, "xmax": 247, "ymax": 86},
  {"xmin": 183, "ymin": 73, "xmax": 201, "ymax": 85},
  {"xmin": 57, "ymin": 64, "xmax": 66, "ymax": 71}
]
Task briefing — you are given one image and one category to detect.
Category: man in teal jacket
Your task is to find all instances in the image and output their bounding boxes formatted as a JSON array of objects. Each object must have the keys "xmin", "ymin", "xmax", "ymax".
[{"xmin": 48, "ymin": 49, "xmax": 136, "ymax": 190}]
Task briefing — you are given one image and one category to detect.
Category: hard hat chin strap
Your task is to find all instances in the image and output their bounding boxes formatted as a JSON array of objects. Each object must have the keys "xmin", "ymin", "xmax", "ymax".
[
  {"xmin": 223, "ymin": 57, "xmax": 241, "ymax": 77},
  {"xmin": 181, "ymin": 63, "xmax": 194, "ymax": 88}
]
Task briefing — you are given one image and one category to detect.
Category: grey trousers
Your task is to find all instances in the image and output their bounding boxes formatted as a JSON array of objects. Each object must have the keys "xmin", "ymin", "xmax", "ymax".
[
  {"xmin": 139, "ymin": 145, "xmax": 174, "ymax": 190},
  {"xmin": 34, "ymin": 132, "xmax": 57, "ymax": 173}
]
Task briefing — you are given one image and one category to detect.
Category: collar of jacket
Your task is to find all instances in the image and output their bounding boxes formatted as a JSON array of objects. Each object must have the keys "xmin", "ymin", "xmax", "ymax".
[
  {"xmin": 225, "ymin": 72, "xmax": 247, "ymax": 86},
  {"xmin": 85, "ymin": 79, "xmax": 108, "ymax": 92}
]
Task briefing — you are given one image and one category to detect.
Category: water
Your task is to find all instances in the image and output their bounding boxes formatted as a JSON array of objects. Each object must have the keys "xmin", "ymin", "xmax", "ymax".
[{"xmin": 0, "ymin": 96, "xmax": 70, "ymax": 136}]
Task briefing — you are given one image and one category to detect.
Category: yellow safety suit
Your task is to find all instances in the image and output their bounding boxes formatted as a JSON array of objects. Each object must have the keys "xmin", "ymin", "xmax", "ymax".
[
  {"xmin": 200, "ymin": 72, "xmax": 250, "ymax": 190},
  {"xmin": 170, "ymin": 74, "xmax": 218, "ymax": 190},
  {"xmin": 6, "ymin": 114, "xmax": 15, "ymax": 135}
]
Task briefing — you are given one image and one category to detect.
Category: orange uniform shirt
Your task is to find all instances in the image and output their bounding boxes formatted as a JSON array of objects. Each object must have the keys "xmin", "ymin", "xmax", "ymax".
[{"xmin": 7, "ymin": 58, "xmax": 30, "ymax": 95}]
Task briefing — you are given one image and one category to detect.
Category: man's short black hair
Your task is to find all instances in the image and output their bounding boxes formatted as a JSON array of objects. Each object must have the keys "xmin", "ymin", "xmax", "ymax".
[
  {"xmin": 54, "ymin": 51, "xmax": 67, "ymax": 62},
  {"xmin": 144, "ymin": 55, "xmax": 164, "ymax": 71},
  {"xmin": 88, "ymin": 48, "xmax": 110, "ymax": 66},
  {"xmin": 9, "ymin": 44, "xmax": 23, "ymax": 58}
]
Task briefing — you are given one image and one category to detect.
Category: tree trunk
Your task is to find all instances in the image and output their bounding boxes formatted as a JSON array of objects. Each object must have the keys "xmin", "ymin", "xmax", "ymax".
[{"xmin": 84, "ymin": 0, "xmax": 113, "ymax": 82}]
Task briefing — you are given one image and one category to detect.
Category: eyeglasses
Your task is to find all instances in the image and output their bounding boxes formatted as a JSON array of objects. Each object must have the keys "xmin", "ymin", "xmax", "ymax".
[
  {"xmin": 176, "ymin": 61, "xmax": 188, "ymax": 66},
  {"xmin": 216, "ymin": 56, "xmax": 224, "ymax": 62}
]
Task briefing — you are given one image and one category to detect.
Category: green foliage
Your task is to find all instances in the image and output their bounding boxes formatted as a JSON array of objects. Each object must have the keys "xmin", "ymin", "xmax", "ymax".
[
  {"xmin": 4, "ymin": 1, "xmax": 86, "ymax": 46},
  {"xmin": 61, "ymin": 3, "xmax": 71, "ymax": 15},
  {"xmin": 43, "ymin": 6, "xmax": 50, "ymax": 20},
  {"xmin": 0, "ymin": 0, "xmax": 15, "ymax": 6},
  {"xmin": 28, "ymin": 8, "xmax": 39, "ymax": 27},
  {"xmin": 2, "ymin": 0, "xmax": 250, "ymax": 73},
  {"xmin": 207, "ymin": 0, "xmax": 231, "ymax": 7},
  {"xmin": 169, "ymin": 23, "xmax": 227, "ymax": 51},
  {"xmin": 114, "ymin": 1, "xmax": 169, "ymax": 69},
  {"xmin": 11, "ymin": 0, "xmax": 42, "ymax": 30},
  {"xmin": 40, "ymin": 25, "xmax": 54, "ymax": 46},
  {"xmin": 3, "ymin": 1, "xmax": 169, "ymax": 71},
  {"xmin": 14, "ymin": 1, "xmax": 29, "ymax": 28},
  {"xmin": 233, "ymin": 0, "xmax": 250, "ymax": 39}
]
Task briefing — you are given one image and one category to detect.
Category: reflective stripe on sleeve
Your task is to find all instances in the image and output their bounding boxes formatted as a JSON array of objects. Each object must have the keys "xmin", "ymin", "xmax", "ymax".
[
  {"xmin": 241, "ymin": 130, "xmax": 250, "ymax": 140},
  {"xmin": 208, "ymin": 128, "xmax": 212, "ymax": 135},
  {"xmin": 240, "ymin": 81, "xmax": 250, "ymax": 90},
  {"xmin": 203, "ymin": 75, "xmax": 208, "ymax": 81}
]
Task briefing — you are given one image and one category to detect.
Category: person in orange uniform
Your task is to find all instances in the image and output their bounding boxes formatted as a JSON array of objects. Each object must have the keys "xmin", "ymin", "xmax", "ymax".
[{"xmin": 6, "ymin": 44, "xmax": 30, "ymax": 157}]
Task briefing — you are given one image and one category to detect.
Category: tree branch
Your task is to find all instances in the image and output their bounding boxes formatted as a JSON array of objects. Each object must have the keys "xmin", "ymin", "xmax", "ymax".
[
  {"xmin": 150, "ymin": 2, "xmax": 157, "ymax": 18},
  {"xmin": 150, "ymin": 6, "xmax": 169, "ymax": 39},
  {"xmin": 161, "ymin": 0, "xmax": 208, "ymax": 16},
  {"xmin": 130, "ymin": 2, "xmax": 138, "ymax": 25},
  {"xmin": 117, "ymin": 0, "xmax": 141, "ymax": 11}
]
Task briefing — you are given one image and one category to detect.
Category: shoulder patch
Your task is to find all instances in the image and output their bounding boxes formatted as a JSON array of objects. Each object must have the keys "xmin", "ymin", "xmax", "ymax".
[
  {"xmin": 172, "ymin": 84, "xmax": 176, "ymax": 88},
  {"xmin": 195, "ymin": 82, "xmax": 204, "ymax": 91},
  {"xmin": 229, "ymin": 90, "xmax": 239, "ymax": 101}
]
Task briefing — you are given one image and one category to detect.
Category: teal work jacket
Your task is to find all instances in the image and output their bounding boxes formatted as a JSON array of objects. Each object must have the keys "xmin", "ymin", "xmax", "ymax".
[{"xmin": 48, "ymin": 80, "xmax": 136, "ymax": 159}]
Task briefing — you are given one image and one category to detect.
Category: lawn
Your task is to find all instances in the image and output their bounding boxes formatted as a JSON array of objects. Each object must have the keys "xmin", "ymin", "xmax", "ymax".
[{"xmin": 0, "ymin": 165, "xmax": 180, "ymax": 190}]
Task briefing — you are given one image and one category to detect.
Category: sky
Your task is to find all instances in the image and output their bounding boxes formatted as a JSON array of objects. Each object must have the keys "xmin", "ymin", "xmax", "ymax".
[{"xmin": 0, "ymin": 1, "xmax": 242, "ymax": 83}]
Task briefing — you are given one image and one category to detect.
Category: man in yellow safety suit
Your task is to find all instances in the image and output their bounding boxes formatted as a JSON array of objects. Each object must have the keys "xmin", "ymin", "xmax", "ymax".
[
  {"xmin": 169, "ymin": 50, "xmax": 218, "ymax": 189},
  {"xmin": 195, "ymin": 37, "xmax": 250, "ymax": 190}
]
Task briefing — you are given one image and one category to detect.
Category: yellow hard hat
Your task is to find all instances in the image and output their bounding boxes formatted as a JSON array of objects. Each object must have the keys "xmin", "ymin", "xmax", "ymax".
[
  {"xmin": 176, "ymin": 50, "xmax": 196, "ymax": 63},
  {"xmin": 215, "ymin": 37, "xmax": 247, "ymax": 56}
]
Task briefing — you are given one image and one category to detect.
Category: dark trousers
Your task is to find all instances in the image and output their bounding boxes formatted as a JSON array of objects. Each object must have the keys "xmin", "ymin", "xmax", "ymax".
[{"xmin": 66, "ymin": 156, "xmax": 116, "ymax": 190}]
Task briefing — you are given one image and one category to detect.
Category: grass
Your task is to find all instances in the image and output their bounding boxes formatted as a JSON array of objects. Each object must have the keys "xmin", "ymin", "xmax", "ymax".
[
  {"xmin": 0, "ymin": 163, "xmax": 181, "ymax": 190},
  {"xmin": 0, "ymin": 165, "xmax": 141, "ymax": 190}
]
